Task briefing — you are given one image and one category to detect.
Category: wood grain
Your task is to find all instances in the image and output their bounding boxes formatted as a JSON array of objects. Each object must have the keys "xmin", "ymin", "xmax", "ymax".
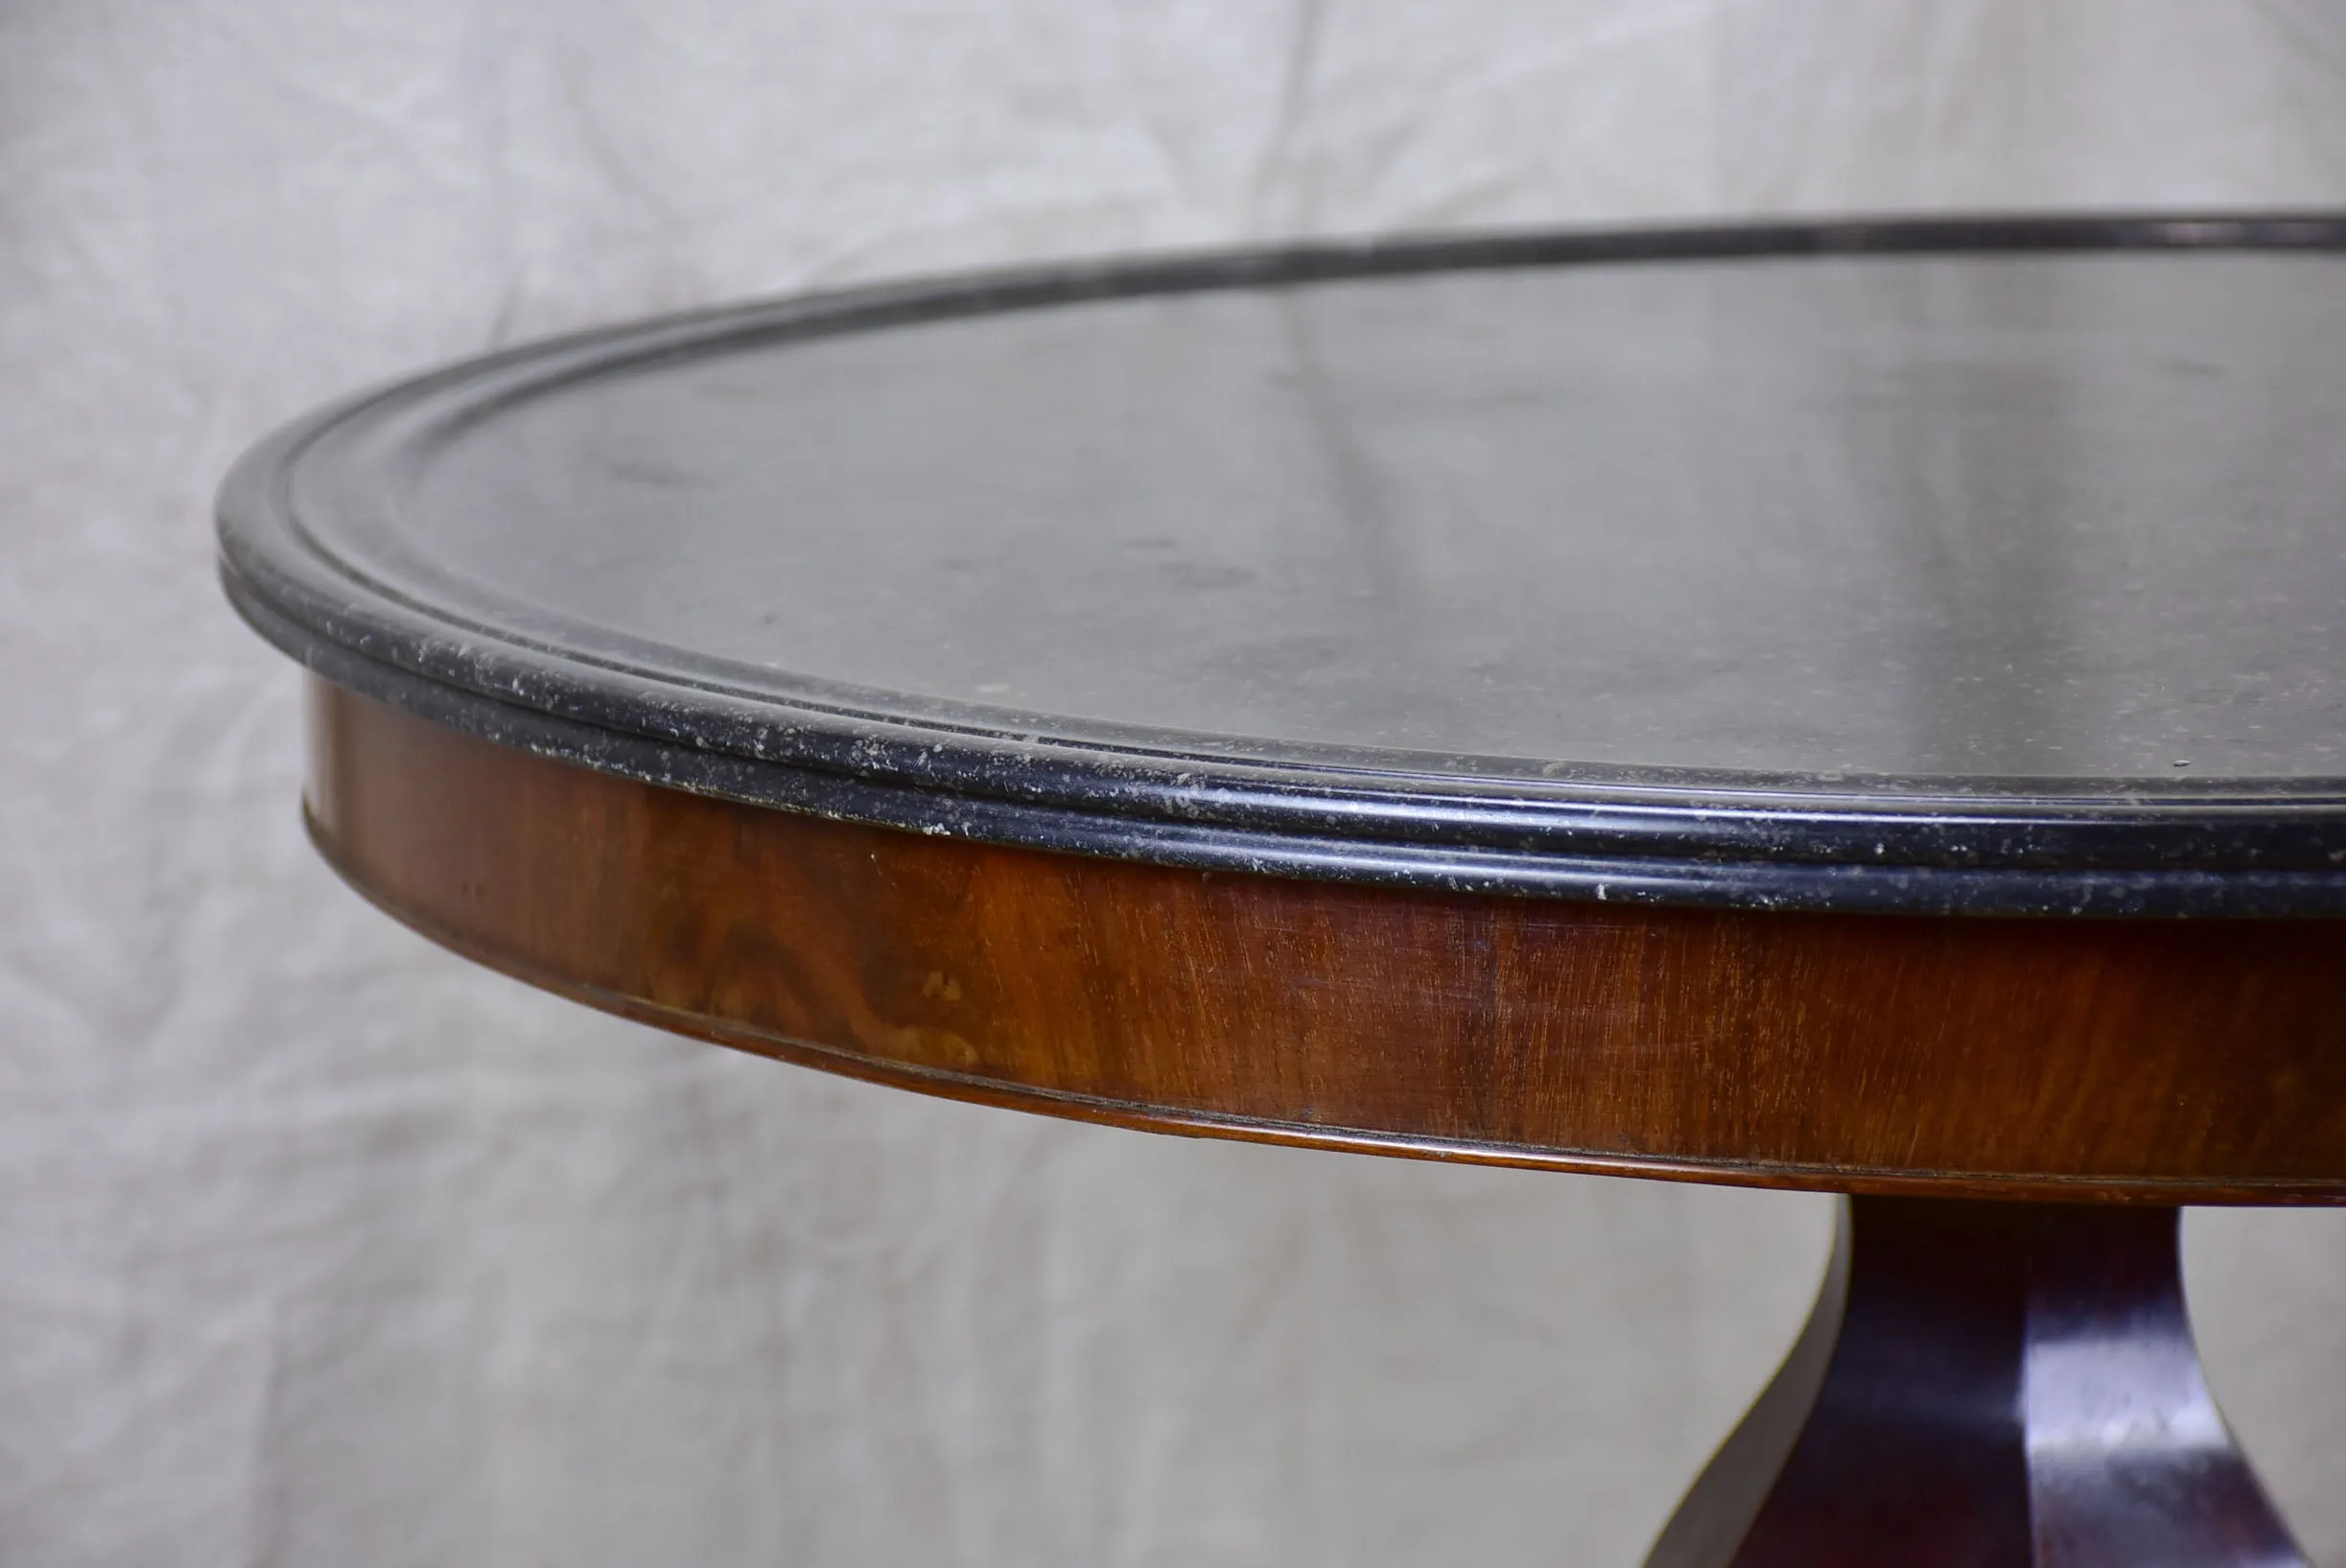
[{"xmin": 306, "ymin": 679, "xmax": 2346, "ymax": 1203}]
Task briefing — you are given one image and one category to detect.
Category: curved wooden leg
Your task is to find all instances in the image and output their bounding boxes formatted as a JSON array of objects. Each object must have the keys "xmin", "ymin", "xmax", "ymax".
[{"xmin": 1645, "ymin": 1197, "xmax": 2305, "ymax": 1568}]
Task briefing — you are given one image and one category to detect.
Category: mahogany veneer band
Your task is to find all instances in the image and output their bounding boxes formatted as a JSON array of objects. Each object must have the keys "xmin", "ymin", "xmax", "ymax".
[{"xmin": 306, "ymin": 680, "xmax": 2346, "ymax": 1204}]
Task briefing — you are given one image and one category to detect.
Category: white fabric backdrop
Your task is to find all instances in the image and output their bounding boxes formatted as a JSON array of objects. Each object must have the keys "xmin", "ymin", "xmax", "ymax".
[{"xmin": 6, "ymin": 3, "xmax": 2346, "ymax": 1564}]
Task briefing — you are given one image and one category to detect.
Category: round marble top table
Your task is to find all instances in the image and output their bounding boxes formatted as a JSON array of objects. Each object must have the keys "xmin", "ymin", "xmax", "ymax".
[{"xmin": 222, "ymin": 214, "xmax": 2346, "ymax": 1566}]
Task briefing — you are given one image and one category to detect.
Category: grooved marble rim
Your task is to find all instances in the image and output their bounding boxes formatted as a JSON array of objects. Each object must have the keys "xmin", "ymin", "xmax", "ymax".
[{"xmin": 220, "ymin": 212, "xmax": 2346, "ymax": 916}]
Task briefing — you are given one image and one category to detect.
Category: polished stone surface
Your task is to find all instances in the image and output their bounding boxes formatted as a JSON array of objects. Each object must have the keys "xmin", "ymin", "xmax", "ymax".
[
  {"xmin": 336, "ymin": 251, "xmax": 2346, "ymax": 783},
  {"xmin": 221, "ymin": 222, "xmax": 2346, "ymax": 909}
]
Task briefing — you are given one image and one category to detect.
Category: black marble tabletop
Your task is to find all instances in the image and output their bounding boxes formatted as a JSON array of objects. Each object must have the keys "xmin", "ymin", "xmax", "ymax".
[{"xmin": 221, "ymin": 215, "xmax": 2346, "ymax": 915}]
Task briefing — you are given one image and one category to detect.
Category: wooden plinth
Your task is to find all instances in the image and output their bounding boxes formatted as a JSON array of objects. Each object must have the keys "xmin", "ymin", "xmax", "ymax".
[
  {"xmin": 300, "ymin": 681, "xmax": 2342, "ymax": 1559},
  {"xmin": 305, "ymin": 680, "xmax": 2346, "ymax": 1203},
  {"xmin": 1648, "ymin": 1198, "xmax": 2302, "ymax": 1568}
]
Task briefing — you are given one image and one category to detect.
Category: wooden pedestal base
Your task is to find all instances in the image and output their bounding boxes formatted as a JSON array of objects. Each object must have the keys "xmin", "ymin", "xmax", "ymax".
[
  {"xmin": 1647, "ymin": 1199, "xmax": 2302, "ymax": 1568},
  {"xmin": 292, "ymin": 690, "xmax": 2341, "ymax": 1560}
]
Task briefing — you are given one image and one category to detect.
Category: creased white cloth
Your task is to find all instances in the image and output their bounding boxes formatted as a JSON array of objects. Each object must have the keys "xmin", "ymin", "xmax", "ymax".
[{"xmin": 5, "ymin": 3, "xmax": 2346, "ymax": 1564}]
